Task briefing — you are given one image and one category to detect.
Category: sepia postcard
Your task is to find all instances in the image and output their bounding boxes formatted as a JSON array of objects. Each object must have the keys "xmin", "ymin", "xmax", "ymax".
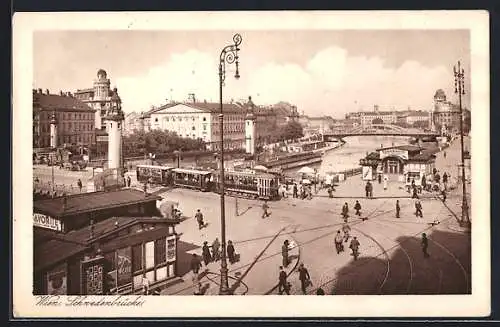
[{"xmin": 12, "ymin": 11, "xmax": 490, "ymax": 318}]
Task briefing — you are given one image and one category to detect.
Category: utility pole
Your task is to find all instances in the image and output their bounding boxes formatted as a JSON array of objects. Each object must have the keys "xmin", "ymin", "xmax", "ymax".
[{"xmin": 454, "ymin": 61, "xmax": 470, "ymax": 228}]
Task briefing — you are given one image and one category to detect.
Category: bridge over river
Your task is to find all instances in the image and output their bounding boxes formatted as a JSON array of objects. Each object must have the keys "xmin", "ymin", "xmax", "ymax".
[{"xmin": 323, "ymin": 124, "xmax": 440, "ymax": 142}]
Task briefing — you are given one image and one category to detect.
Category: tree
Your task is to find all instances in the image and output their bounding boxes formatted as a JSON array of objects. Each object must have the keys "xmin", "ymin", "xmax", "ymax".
[
  {"xmin": 278, "ymin": 121, "xmax": 304, "ymax": 141},
  {"xmin": 372, "ymin": 118, "xmax": 384, "ymax": 125},
  {"xmin": 122, "ymin": 129, "xmax": 206, "ymax": 157}
]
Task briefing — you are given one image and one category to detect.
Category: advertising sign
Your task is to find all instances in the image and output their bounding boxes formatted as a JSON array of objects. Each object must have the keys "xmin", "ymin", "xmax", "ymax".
[
  {"xmin": 116, "ymin": 247, "xmax": 132, "ymax": 286},
  {"xmin": 166, "ymin": 235, "xmax": 177, "ymax": 262},
  {"xmin": 81, "ymin": 257, "xmax": 105, "ymax": 295},
  {"xmin": 380, "ymin": 148, "xmax": 409, "ymax": 160},
  {"xmin": 46, "ymin": 263, "xmax": 67, "ymax": 295},
  {"xmin": 362, "ymin": 166, "xmax": 373, "ymax": 181},
  {"xmin": 33, "ymin": 213, "xmax": 63, "ymax": 232}
]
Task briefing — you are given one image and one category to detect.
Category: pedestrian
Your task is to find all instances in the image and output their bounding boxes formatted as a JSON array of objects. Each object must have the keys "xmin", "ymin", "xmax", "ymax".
[
  {"xmin": 365, "ymin": 181, "xmax": 370, "ymax": 198},
  {"xmin": 190, "ymin": 254, "xmax": 202, "ymax": 295},
  {"xmin": 349, "ymin": 236, "xmax": 360, "ymax": 260},
  {"xmin": 444, "ymin": 151, "xmax": 447, "ymax": 159},
  {"xmin": 127, "ymin": 175, "xmax": 131, "ymax": 187},
  {"xmin": 77, "ymin": 178, "xmax": 83, "ymax": 193},
  {"xmin": 142, "ymin": 275, "xmax": 150, "ymax": 295},
  {"xmin": 368, "ymin": 181, "xmax": 373, "ymax": 198},
  {"xmin": 293, "ymin": 183, "xmax": 298, "ymax": 198},
  {"xmin": 378, "ymin": 173, "xmax": 382, "ymax": 184},
  {"xmin": 227, "ymin": 240, "xmax": 235, "ymax": 264},
  {"xmin": 334, "ymin": 230, "xmax": 344, "ymax": 254},
  {"xmin": 341, "ymin": 202, "xmax": 349, "ymax": 221},
  {"xmin": 440, "ymin": 183, "xmax": 447, "ymax": 203},
  {"xmin": 435, "ymin": 172, "xmax": 441, "ymax": 184},
  {"xmin": 383, "ymin": 175, "xmax": 388, "ymax": 191},
  {"xmin": 280, "ymin": 184, "xmax": 287, "ymax": 199},
  {"xmin": 278, "ymin": 266, "xmax": 290, "ymax": 295},
  {"xmin": 212, "ymin": 237, "xmax": 221, "ymax": 262},
  {"xmin": 396, "ymin": 199, "xmax": 400, "ymax": 218},
  {"xmin": 412, "ymin": 185, "xmax": 419, "ymax": 199},
  {"xmin": 342, "ymin": 223, "xmax": 351, "ymax": 243},
  {"xmin": 443, "ymin": 172, "xmax": 448, "ymax": 184},
  {"xmin": 354, "ymin": 200, "xmax": 362, "ymax": 216},
  {"xmin": 282, "ymin": 240, "xmax": 290, "ymax": 267},
  {"xmin": 433, "ymin": 167, "xmax": 437, "ymax": 176},
  {"xmin": 262, "ymin": 200, "xmax": 270, "ymax": 218},
  {"xmin": 202, "ymin": 241, "xmax": 212, "ymax": 266},
  {"xmin": 421, "ymin": 233, "xmax": 429, "ymax": 258},
  {"xmin": 328, "ymin": 186, "xmax": 334, "ymax": 198},
  {"xmin": 195, "ymin": 209, "xmax": 204, "ymax": 229},
  {"xmin": 298, "ymin": 263, "xmax": 311, "ymax": 295},
  {"xmin": 415, "ymin": 200, "xmax": 423, "ymax": 218},
  {"xmin": 421, "ymin": 175, "xmax": 427, "ymax": 191}
]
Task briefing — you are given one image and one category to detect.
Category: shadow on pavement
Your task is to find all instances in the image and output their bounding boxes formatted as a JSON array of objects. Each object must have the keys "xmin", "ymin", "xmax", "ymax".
[
  {"xmin": 176, "ymin": 240, "xmax": 202, "ymax": 276},
  {"xmin": 322, "ymin": 229, "xmax": 471, "ymax": 295}
]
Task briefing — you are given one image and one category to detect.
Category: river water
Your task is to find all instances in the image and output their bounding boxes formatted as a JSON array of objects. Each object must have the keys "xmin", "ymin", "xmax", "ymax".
[{"xmin": 285, "ymin": 135, "xmax": 413, "ymax": 177}]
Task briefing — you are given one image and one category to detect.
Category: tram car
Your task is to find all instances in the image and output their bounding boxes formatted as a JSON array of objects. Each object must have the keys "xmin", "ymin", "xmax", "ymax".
[
  {"xmin": 212, "ymin": 170, "xmax": 280, "ymax": 200},
  {"xmin": 171, "ymin": 168, "xmax": 213, "ymax": 192},
  {"xmin": 136, "ymin": 165, "xmax": 174, "ymax": 186}
]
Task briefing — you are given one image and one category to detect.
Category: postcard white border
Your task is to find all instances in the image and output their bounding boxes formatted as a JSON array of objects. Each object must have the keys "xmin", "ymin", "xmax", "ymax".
[{"xmin": 12, "ymin": 10, "xmax": 490, "ymax": 318}]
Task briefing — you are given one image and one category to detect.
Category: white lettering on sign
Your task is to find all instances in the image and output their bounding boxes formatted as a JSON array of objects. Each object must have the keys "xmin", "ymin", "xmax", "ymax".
[
  {"xmin": 380, "ymin": 149, "xmax": 409, "ymax": 160},
  {"xmin": 33, "ymin": 213, "xmax": 62, "ymax": 231}
]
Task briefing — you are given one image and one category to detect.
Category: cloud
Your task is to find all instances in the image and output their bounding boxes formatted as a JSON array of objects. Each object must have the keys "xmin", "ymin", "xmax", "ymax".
[{"xmin": 116, "ymin": 46, "xmax": 457, "ymax": 117}]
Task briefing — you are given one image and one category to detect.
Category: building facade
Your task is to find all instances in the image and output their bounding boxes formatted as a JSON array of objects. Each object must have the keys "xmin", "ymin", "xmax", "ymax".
[
  {"xmin": 33, "ymin": 89, "xmax": 96, "ymax": 148},
  {"xmin": 123, "ymin": 112, "xmax": 144, "ymax": 136},
  {"xmin": 142, "ymin": 96, "xmax": 295, "ymax": 151},
  {"xmin": 33, "ymin": 189, "xmax": 180, "ymax": 295},
  {"xmin": 433, "ymin": 89, "xmax": 471, "ymax": 133},
  {"xmin": 74, "ymin": 69, "xmax": 122, "ymax": 131}
]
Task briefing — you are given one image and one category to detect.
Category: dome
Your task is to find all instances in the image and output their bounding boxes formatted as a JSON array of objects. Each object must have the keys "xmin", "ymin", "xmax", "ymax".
[
  {"xmin": 97, "ymin": 69, "xmax": 107, "ymax": 79},
  {"xmin": 434, "ymin": 89, "xmax": 446, "ymax": 99}
]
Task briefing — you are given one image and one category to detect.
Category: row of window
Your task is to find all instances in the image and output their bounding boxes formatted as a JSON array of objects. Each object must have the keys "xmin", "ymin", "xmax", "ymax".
[
  {"xmin": 36, "ymin": 133, "xmax": 94, "ymax": 147},
  {"xmin": 38, "ymin": 122, "xmax": 94, "ymax": 133},
  {"xmin": 153, "ymin": 115, "xmax": 244, "ymax": 123},
  {"xmin": 38, "ymin": 111, "xmax": 94, "ymax": 121}
]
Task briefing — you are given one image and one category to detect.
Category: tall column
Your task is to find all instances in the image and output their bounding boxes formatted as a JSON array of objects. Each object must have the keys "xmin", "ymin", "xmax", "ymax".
[
  {"xmin": 245, "ymin": 115, "xmax": 256, "ymax": 155},
  {"xmin": 106, "ymin": 118, "xmax": 122, "ymax": 169},
  {"xmin": 49, "ymin": 112, "xmax": 58, "ymax": 148}
]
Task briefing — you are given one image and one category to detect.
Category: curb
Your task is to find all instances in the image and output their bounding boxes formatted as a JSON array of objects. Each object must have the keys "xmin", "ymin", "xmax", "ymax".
[{"xmin": 264, "ymin": 233, "xmax": 301, "ymax": 295}]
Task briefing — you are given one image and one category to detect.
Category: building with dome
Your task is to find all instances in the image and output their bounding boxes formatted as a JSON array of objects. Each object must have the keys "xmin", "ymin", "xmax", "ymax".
[
  {"xmin": 74, "ymin": 69, "xmax": 122, "ymax": 131},
  {"xmin": 432, "ymin": 89, "xmax": 471, "ymax": 133}
]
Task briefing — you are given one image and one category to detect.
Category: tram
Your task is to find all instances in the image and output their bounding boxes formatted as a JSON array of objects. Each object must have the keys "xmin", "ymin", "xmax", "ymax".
[
  {"xmin": 212, "ymin": 170, "xmax": 280, "ymax": 200},
  {"xmin": 171, "ymin": 168, "xmax": 213, "ymax": 192},
  {"xmin": 135, "ymin": 165, "xmax": 280, "ymax": 200},
  {"xmin": 136, "ymin": 165, "xmax": 174, "ymax": 185}
]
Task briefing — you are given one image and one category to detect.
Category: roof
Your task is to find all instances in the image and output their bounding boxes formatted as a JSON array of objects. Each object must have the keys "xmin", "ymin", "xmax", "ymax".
[
  {"xmin": 34, "ymin": 216, "xmax": 179, "ymax": 272},
  {"xmin": 409, "ymin": 153, "xmax": 436, "ymax": 162},
  {"xmin": 137, "ymin": 165, "xmax": 174, "ymax": 170},
  {"xmin": 33, "ymin": 92, "xmax": 95, "ymax": 112},
  {"xmin": 172, "ymin": 168, "xmax": 211, "ymax": 175},
  {"xmin": 377, "ymin": 144, "xmax": 422, "ymax": 152},
  {"xmin": 34, "ymin": 189, "xmax": 162, "ymax": 218}
]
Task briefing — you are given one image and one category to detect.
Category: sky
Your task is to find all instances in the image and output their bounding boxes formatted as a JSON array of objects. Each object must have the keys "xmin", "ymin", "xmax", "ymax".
[{"xmin": 33, "ymin": 30, "xmax": 470, "ymax": 118}]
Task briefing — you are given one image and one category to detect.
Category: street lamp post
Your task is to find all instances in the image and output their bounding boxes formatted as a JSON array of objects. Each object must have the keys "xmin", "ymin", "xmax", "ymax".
[
  {"xmin": 454, "ymin": 61, "xmax": 470, "ymax": 228},
  {"xmin": 218, "ymin": 33, "xmax": 242, "ymax": 295}
]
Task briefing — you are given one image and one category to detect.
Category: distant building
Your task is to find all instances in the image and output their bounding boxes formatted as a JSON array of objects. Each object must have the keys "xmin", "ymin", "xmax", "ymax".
[
  {"xmin": 360, "ymin": 111, "xmax": 397, "ymax": 127},
  {"xmin": 32, "ymin": 88, "xmax": 95, "ymax": 148},
  {"xmin": 433, "ymin": 89, "xmax": 471, "ymax": 133},
  {"xmin": 73, "ymin": 69, "xmax": 122, "ymax": 131},
  {"xmin": 123, "ymin": 112, "xmax": 144, "ymax": 136},
  {"xmin": 140, "ymin": 96, "xmax": 299, "ymax": 150}
]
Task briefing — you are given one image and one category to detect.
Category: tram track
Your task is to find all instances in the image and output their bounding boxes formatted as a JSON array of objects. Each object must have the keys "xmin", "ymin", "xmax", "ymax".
[
  {"xmin": 361, "ymin": 219, "xmax": 414, "ymax": 294},
  {"xmin": 375, "ymin": 207, "xmax": 469, "ymax": 294}
]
